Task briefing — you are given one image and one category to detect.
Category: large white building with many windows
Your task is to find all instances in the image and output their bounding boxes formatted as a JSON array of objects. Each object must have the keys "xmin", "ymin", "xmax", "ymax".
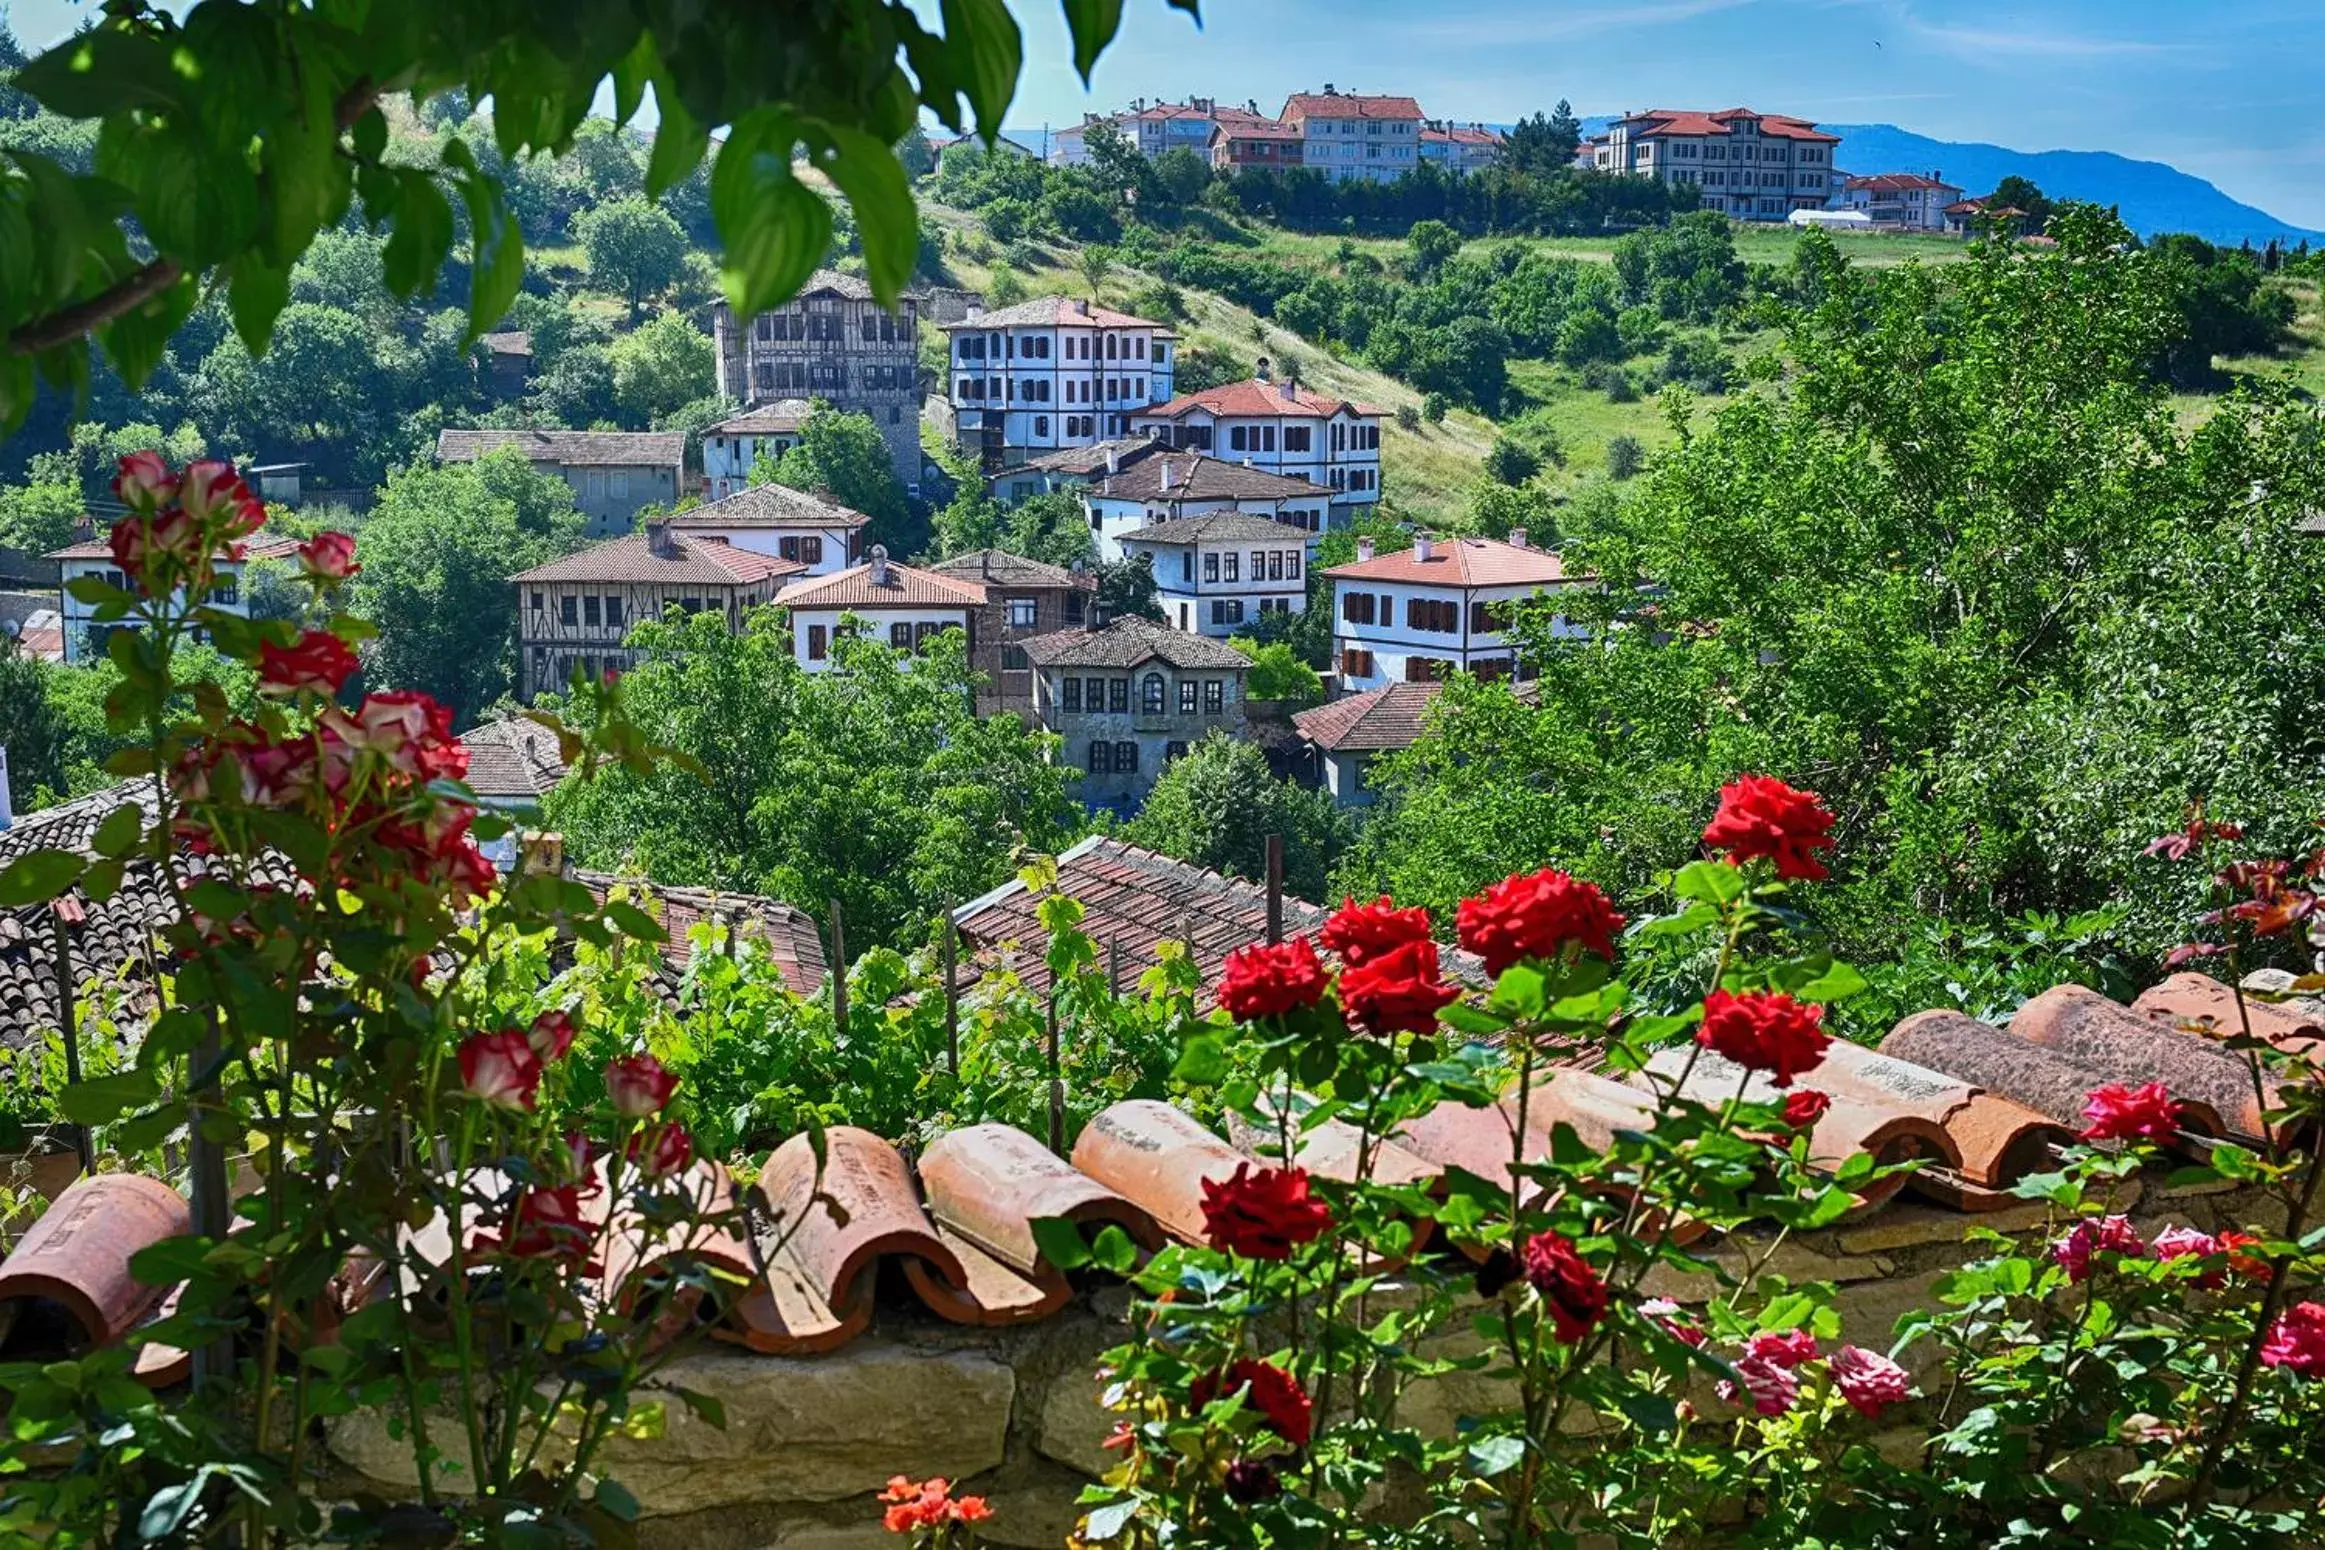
[
  {"xmin": 1281, "ymin": 89, "xmax": 1424, "ymax": 185},
  {"xmin": 1325, "ymin": 532, "xmax": 1589, "ymax": 692},
  {"xmin": 943, "ymin": 296, "xmax": 1177, "ymax": 470},
  {"xmin": 1130, "ymin": 371, "xmax": 1383, "ymax": 524},
  {"xmin": 1585, "ymin": 107, "xmax": 1841, "ymax": 221},
  {"xmin": 1117, "ymin": 512, "xmax": 1316, "ymax": 639}
]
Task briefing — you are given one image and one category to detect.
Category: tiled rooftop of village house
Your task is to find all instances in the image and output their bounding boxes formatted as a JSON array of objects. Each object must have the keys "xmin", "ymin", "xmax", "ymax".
[{"xmin": 9, "ymin": 792, "xmax": 2325, "ymax": 1376}]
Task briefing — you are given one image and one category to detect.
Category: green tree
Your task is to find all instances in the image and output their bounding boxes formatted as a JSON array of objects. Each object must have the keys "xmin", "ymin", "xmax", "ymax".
[
  {"xmin": 0, "ymin": 646, "xmax": 69, "ymax": 810},
  {"xmin": 758, "ymin": 403, "xmax": 916, "ymax": 553},
  {"xmin": 1229, "ymin": 638, "xmax": 1324, "ymax": 705},
  {"xmin": 575, "ymin": 195, "xmax": 690, "ymax": 322},
  {"xmin": 1407, "ymin": 219, "xmax": 1462, "ymax": 275},
  {"xmin": 0, "ymin": 471, "xmax": 83, "ymax": 553},
  {"xmin": 353, "ymin": 450, "xmax": 586, "ymax": 721},
  {"xmin": 608, "ymin": 311, "xmax": 717, "ymax": 426},
  {"xmin": 546, "ymin": 608, "xmax": 1080, "ymax": 948},
  {"xmin": 1098, "ymin": 553, "xmax": 1164, "ymax": 623},
  {"xmin": 1500, "ymin": 101, "xmax": 1583, "ymax": 175},
  {"xmin": 1986, "ymin": 175, "xmax": 2053, "ymax": 235},
  {"xmin": 1078, "ymin": 243, "xmax": 1116, "ymax": 301},
  {"xmin": 1485, "ymin": 436, "xmax": 1540, "ymax": 486},
  {"xmin": 1150, "ymin": 147, "xmax": 1213, "ymax": 208},
  {"xmin": 897, "ymin": 125, "xmax": 937, "ymax": 180},
  {"xmin": 1123, "ymin": 733, "xmax": 1350, "ymax": 901}
]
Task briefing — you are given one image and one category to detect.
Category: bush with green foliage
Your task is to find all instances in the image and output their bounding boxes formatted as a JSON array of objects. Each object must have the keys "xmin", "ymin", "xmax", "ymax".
[
  {"xmin": 1605, "ymin": 433, "xmax": 1645, "ymax": 481},
  {"xmin": 1121, "ymin": 733, "xmax": 1350, "ymax": 901}
]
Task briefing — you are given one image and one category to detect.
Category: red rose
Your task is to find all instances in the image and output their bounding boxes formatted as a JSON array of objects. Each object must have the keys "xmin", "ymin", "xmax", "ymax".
[
  {"xmin": 1456, "ymin": 867, "xmax": 1625, "ymax": 976},
  {"xmin": 112, "ymin": 450, "xmax": 179, "ymax": 511},
  {"xmin": 1695, "ymin": 989, "xmax": 1830, "ymax": 1088},
  {"xmin": 259, "ymin": 630, "xmax": 360, "ymax": 696},
  {"xmin": 459, "ymin": 1028, "xmax": 541, "ymax": 1110},
  {"xmin": 1217, "ymin": 936, "xmax": 1329, "ymax": 1021},
  {"xmin": 1702, "ymin": 775, "xmax": 1836, "ymax": 881},
  {"xmin": 2262, "ymin": 1302, "xmax": 2325, "ymax": 1378},
  {"xmin": 178, "ymin": 459, "xmax": 266, "ymax": 537},
  {"xmin": 1222, "ymin": 1459, "xmax": 1280, "ymax": 1503},
  {"xmin": 1828, "ymin": 1345, "xmax": 1912, "ymax": 1420},
  {"xmin": 1520, "ymin": 1231, "xmax": 1607, "ymax": 1344},
  {"xmin": 2079, "ymin": 1081, "xmax": 2182, "ymax": 1144},
  {"xmin": 1190, "ymin": 1359, "xmax": 1313, "ymax": 1446},
  {"xmin": 1201, "ymin": 1162, "xmax": 1333, "ymax": 1259},
  {"xmin": 297, "ymin": 530, "xmax": 360, "ymax": 582},
  {"xmin": 1781, "ymin": 1088, "xmax": 1831, "ymax": 1130},
  {"xmin": 1744, "ymin": 1328, "xmax": 1819, "ymax": 1369},
  {"xmin": 2052, "ymin": 1214, "xmax": 2142, "ymax": 1284},
  {"xmin": 495, "ymin": 1184, "xmax": 596, "ymax": 1265},
  {"xmin": 529, "ymin": 1008, "xmax": 577, "ymax": 1062},
  {"xmin": 1719, "ymin": 1353, "xmax": 1798, "ymax": 1417},
  {"xmin": 335, "ymin": 692, "xmax": 466, "ymax": 781},
  {"xmin": 605, "ymin": 1052, "xmax": 678, "ymax": 1117},
  {"xmin": 108, "ymin": 507, "xmax": 200, "ymax": 593},
  {"xmin": 1319, "ymin": 894, "xmax": 1433, "ymax": 967},
  {"xmin": 1337, "ymin": 937, "xmax": 1459, "ymax": 1037},
  {"xmin": 626, "ymin": 1122, "xmax": 695, "ymax": 1179}
]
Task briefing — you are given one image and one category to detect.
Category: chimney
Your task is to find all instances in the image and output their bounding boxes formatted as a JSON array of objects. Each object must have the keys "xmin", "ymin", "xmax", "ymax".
[
  {"xmin": 1283, "ymin": 372, "xmax": 1297, "ymax": 400},
  {"xmin": 1074, "ymin": 298, "xmax": 1090, "ymax": 316},
  {"xmin": 1415, "ymin": 534, "xmax": 1436, "ymax": 562},
  {"xmin": 869, "ymin": 543, "xmax": 891, "ymax": 585},
  {"xmin": 1508, "ymin": 527, "xmax": 1527, "ymax": 550},
  {"xmin": 1105, "ymin": 445, "xmax": 1120, "ymax": 475},
  {"xmin": 1255, "ymin": 355, "xmax": 1272, "ymax": 382},
  {"xmin": 1323, "ymin": 83, "xmax": 1337, "ymax": 96},
  {"xmin": 1160, "ymin": 459, "xmax": 1174, "ymax": 492},
  {"xmin": 645, "ymin": 518, "xmax": 677, "ymax": 558},
  {"xmin": 519, "ymin": 831, "xmax": 565, "ymax": 878},
  {"xmin": 1356, "ymin": 538, "xmax": 1376, "ymax": 562}
]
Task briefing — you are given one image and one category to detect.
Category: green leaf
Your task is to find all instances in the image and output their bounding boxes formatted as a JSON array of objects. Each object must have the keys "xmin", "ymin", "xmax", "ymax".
[
  {"xmin": 1468, "ymin": 1434, "xmax": 1525, "ymax": 1476},
  {"xmin": 90, "ymin": 804, "xmax": 142, "ymax": 859},
  {"xmin": 1030, "ymin": 1215, "xmax": 1093, "ymax": 1271},
  {"xmin": 1059, "ymin": 0, "xmax": 1126, "ymax": 84},
  {"xmin": 644, "ymin": 79, "xmax": 710, "ymax": 200},
  {"xmin": 1081, "ymin": 1498, "xmax": 1138, "ymax": 1542},
  {"xmin": 1090, "ymin": 1224, "xmax": 1139, "ymax": 1274},
  {"xmin": 1171, "ymin": 1031, "xmax": 1229, "ymax": 1085},
  {"xmin": 129, "ymin": 1235, "xmax": 217, "ymax": 1287},
  {"xmin": 1615, "ymin": 1389, "xmax": 1680, "ymax": 1434},
  {"xmin": 938, "ymin": 0, "xmax": 1024, "ymax": 137},
  {"xmin": 813, "ymin": 123, "xmax": 917, "ymax": 303},
  {"xmin": 225, "ymin": 251, "xmax": 291, "ymax": 355},
  {"xmin": 59, "ymin": 1068, "xmax": 158, "ymax": 1126},
  {"xmin": 64, "ymin": 575, "xmax": 125, "ymax": 608},
  {"xmin": 138, "ymin": 1475, "xmax": 208, "ymax": 1542},
  {"xmin": 593, "ymin": 1479, "xmax": 641, "ymax": 1523},
  {"xmin": 1671, "ymin": 860, "xmax": 1745, "ymax": 907},
  {"xmin": 380, "ymin": 172, "xmax": 454, "ymax": 299},
  {"xmin": 0, "ymin": 850, "xmax": 82, "ymax": 907},
  {"xmin": 604, "ymin": 901, "xmax": 667, "ymax": 944},
  {"xmin": 112, "ymin": 1100, "xmax": 186, "ymax": 1155},
  {"xmin": 667, "ymin": 1385, "xmax": 727, "ymax": 1430},
  {"xmin": 712, "ymin": 111, "xmax": 829, "ymax": 320}
]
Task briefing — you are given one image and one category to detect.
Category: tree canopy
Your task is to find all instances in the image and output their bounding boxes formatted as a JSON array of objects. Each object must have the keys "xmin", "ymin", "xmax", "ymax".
[{"xmin": 1123, "ymin": 734, "xmax": 1350, "ymax": 903}]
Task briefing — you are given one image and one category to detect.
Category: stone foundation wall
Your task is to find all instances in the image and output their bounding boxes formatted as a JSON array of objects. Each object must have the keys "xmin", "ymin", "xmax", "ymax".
[{"xmin": 326, "ymin": 1177, "xmax": 2286, "ymax": 1548}]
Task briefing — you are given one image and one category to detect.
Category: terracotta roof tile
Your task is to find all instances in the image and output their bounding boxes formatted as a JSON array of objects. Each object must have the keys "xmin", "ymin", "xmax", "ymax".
[
  {"xmin": 575, "ymin": 872, "xmax": 827, "ymax": 995},
  {"xmin": 1013, "ymin": 438, "xmax": 1164, "ymax": 478},
  {"xmin": 925, "ymin": 549, "xmax": 1098, "ymax": 591},
  {"xmin": 941, "ymin": 296, "xmax": 1175, "ymax": 333},
  {"xmin": 1282, "ymin": 92, "xmax": 1423, "ymax": 121},
  {"xmin": 1847, "ymin": 173, "xmax": 1960, "ymax": 193},
  {"xmin": 1138, "ymin": 379, "xmax": 1383, "ymax": 423},
  {"xmin": 458, "ymin": 719, "xmax": 569, "ymax": 803},
  {"xmin": 1325, "ymin": 536, "xmax": 1579, "ymax": 588},
  {"xmin": 1292, "ymin": 682, "xmax": 1443, "ymax": 752},
  {"xmin": 1016, "ymin": 617, "xmax": 1252, "ymax": 671},
  {"xmin": 1093, "ymin": 452, "xmax": 1331, "ymax": 505},
  {"xmin": 1118, "ymin": 509, "xmax": 1322, "ymax": 545},
  {"xmin": 509, "ymin": 531, "xmax": 802, "ymax": 587},
  {"xmin": 773, "ymin": 560, "xmax": 985, "ymax": 610}
]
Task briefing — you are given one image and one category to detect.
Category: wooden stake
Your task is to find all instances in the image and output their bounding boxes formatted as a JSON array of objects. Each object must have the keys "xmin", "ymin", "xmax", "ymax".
[
  {"xmin": 1265, "ymin": 834, "xmax": 1284, "ymax": 946},
  {"xmin": 828, "ymin": 899, "xmax": 848, "ymax": 1034},
  {"xmin": 1046, "ymin": 986, "xmax": 1064, "ymax": 1157},
  {"xmin": 941, "ymin": 902, "xmax": 960, "ymax": 1078},
  {"xmin": 47, "ymin": 907, "xmax": 93, "ymax": 1176}
]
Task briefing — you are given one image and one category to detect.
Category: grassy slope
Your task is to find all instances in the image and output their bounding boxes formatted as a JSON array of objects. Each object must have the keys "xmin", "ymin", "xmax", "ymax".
[{"xmin": 920, "ymin": 200, "xmax": 2325, "ymax": 531}]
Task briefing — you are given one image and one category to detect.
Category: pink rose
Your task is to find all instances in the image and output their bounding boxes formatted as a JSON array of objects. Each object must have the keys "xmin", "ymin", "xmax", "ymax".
[
  {"xmin": 1829, "ymin": 1345, "xmax": 1913, "ymax": 1420},
  {"xmin": 605, "ymin": 1052, "xmax": 677, "ymax": 1118},
  {"xmin": 626, "ymin": 1122, "xmax": 695, "ymax": 1179},
  {"xmin": 529, "ymin": 1009, "xmax": 577, "ymax": 1062},
  {"xmin": 297, "ymin": 531, "xmax": 360, "ymax": 583},
  {"xmin": 111, "ymin": 450, "xmax": 178, "ymax": 512},
  {"xmin": 459, "ymin": 1028, "xmax": 542, "ymax": 1111}
]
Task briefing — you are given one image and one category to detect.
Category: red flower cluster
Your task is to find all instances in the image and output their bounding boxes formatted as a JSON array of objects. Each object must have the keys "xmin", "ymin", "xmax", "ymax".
[
  {"xmin": 1191, "ymin": 1359, "xmax": 1314, "ymax": 1447},
  {"xmin": 1455, "ymin": 867, "xmax": 1625, "ymax": 977},
  {"xmin": 2079, "ymin": 1082, "xmax": 2182, "ymax": 1144},
  {"xmin": 528, "ymin": 1009, "xmax": 577, "ymax": 1061},
  {"xmin": 1743, "ymin": 1328, "xmax": 1820, "ymax": 1369},
  {"xmin": 1702, "ymin": 775, "xmax": 1836, "ymax": 881},
  {"xmin": 606, "ymin": 1053, "xmax": 679, "ymax": 1117},
  {"xmin": 2220, "ymin": 1230, "xmax": 2271, "ymax": 1279},
  {"xmin": 1201, "ymin": 1162, "xmax": 1334, "ymax": 1259},
  {"xmin": 2052, "ymin": 1215, "xmax": 2143, "ymax": 1284},
  {"xmin": 1338, "ymin": 938, "xmax": 1459, "ymax": 1038},
  {"xmin": 258, "ymin": 630, "xmax": 360, "ymax": 697},
  {"xmin": 1781, "ymin": 1089, "xmax": 1831, "ymax": 1130},
  {"xmin": 105, "ymin": 454, "xmax": 266, "ymax": 597},
  {"xmin": 1217, "ymin": 937, "xmax": 1329, "ymax": 1021},
  {"xmin": 879, "ymin": 1476, "xmax": 993, "ymax": 1533},
  {"xmin": 2262, "ymin": 1302, "xmax": 2325, "ymax": 1378},
  {"xmin": 1719, "ymin": 1354, "xmax": 1799, "ymax": 1417},
  {"xmin": 1696, "ymin": 989, "xmax": 1831, "ymax": 1089},
  {"xmin": 2143, "ymin": 813, "xmax": 2243, "ymax": 862},
  {"xmin": 1520, "ymin": 1231, "xmax": 1608, "ymax": 1344},
  {"xmin": 493, "ymin": 1183, "xmax": 597, "ymax": 1268},
  {"xmin": 1319, "ymin": 895, "xmax": 1432, "ymax": 966}
]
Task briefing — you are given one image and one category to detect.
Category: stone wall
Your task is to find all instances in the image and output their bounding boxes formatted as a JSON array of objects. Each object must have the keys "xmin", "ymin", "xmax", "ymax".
[{"xmin": 325, "ymin": 1176, "xmax": 2288, "ymax": 1548}]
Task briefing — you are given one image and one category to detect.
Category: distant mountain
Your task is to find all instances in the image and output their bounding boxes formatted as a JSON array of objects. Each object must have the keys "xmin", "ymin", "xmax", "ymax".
[{"xmin": 1576, "ymin": 115, "xmax": 2320, "ymax": 245}]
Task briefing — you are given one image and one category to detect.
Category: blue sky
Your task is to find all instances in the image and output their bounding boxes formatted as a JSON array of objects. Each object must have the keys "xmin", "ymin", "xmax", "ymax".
[{"xmin": 13, "ymin": 0, "xmax": 2323, "ymax": 228}]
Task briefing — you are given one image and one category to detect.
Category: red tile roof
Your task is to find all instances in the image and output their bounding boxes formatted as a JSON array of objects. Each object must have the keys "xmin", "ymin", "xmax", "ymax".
[
  {"xmin": 576, "ymin": 873, "xmax": 827, "ymax": 996},
  {"xmin": 1214, "ymin": 120, "xmax": 1301, "ymax": 143},
  {"xmin": 1617, "ymin": 107, "xmax": 1840, "ymax": 145},
  {"xmin": 774, "ymin": 561, "xmax": 986, "ymax": 611},
  {"xmin": 1847, "ymin": 173, "xmax": 1960, "ymax": 193},
  {"xmin": 1091, "ymin": 452, "xmax": 1332, "ymax": 504},
  {"xmin": 47, "ymin": 532, "xmax": 303, "ymax": 563},
  {"xmin": 1138, "ymin": 378, "xmax": 1384, "ymax": 422},
  {"xmin": 1424, "ymin": 125, "xmax": 1503, "ymax": 147},
  {"xmin": 1292, "ymin": 681, "xmax": 1444, "ymax": 752},
  {"xmin": 1325, "ymin": 536, "xmax": 1579, "ymax": 588},
  {"xmin": 509, "ymin": 531, "xmax": 802, "ymax": 587},
  {"xmin": 1283, "ymin": 92, "xmax": 1423, "ymax": 122},
  {"xmin": 458, "ymin": 718, "xmax": 569, "ymax": 802}
]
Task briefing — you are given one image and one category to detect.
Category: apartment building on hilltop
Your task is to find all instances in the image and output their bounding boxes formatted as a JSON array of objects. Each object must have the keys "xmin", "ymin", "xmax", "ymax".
[
  {"xmin": 1325, "ymin": 531, "xmax": 1589, "ymax": 692},
  {"xmin": 1051, "ymin": 98, "xmax": 1278, "ymax": 166},
  {"xmin": 1282, "ymin": 88, "xmax": 1424, "ymax": 185},
  {"xmin": 1585, "ymin": 108, "xmax": 1840, "ymax": 221},
  {"xmin": 1210, "ymin": 117, "xmax": 1304, "ymax": 174},
  {"xmin": 1838, "ymin": 172, "xmax": 1965, "ymax": 233},
  {"xmin": 943, "ymin": 296, "xmax": 1177, "ymax": 470},
  {"xmin": 1130, "ymin": 368, "xmax": 1383, "ymax": 523},
  {"xmin": 1420, "ymin": 123, "xmax": 1504, "ymax": 176},
  {"xmin": 711, "ymin": 269, "xmax": 927, "ymax": 494}
]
